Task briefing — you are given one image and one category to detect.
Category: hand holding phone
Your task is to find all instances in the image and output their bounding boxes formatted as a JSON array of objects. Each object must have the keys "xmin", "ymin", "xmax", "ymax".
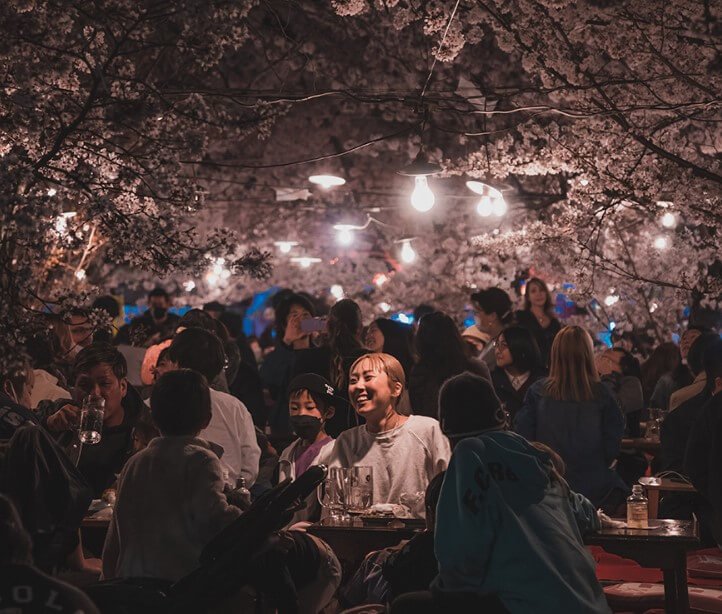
[{"xmin": 300, "ymin": 317, "xmax": 327, "ymax": 334}]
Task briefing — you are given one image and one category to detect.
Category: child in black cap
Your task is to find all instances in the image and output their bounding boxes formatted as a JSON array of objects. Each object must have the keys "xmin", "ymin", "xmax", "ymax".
[{"xmin": 278, "ymin": 373, "xmax": 337, "ymax": 523}]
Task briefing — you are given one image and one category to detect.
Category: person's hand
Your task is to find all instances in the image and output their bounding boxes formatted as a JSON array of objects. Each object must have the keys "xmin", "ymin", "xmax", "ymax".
[
  {"xmin": 283, "ymin": 313, "xmax": 307, "ymax": 346},
  {"xmin": 288, "ymin": 521, "xmax": 312, "ymax": 533},
  {"xmin": 46, "ymin": 404, "xmax": 81, "ymax": 432}
]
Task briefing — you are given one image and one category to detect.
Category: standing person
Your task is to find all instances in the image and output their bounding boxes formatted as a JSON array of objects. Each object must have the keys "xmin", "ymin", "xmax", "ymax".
[
  {"xmin": 516, "ymin": 278, "xmax": 561, "ymax": 367},
  {"xmin": 278, "ymin": 374, "xmax": 337, "ymax": 524},
  {"xmin": 642, "ymin": 342, "xmax": 688, "ymax": 409},
  {"xmin": 291, "ymin": 299, "xmax": 368, "ymax": 436},
  {"xmin": 116, "ymin": 288, "xmax": 180, "ymax": 347},
  {"xmin": 328, "ymin": 353, "xmax": 450, "ymax": 517},
  {"xmin": 515, "ymin": 326, "xmax": 627, "ymax": 510},
  {"xmin": 260, "ymin": 293, "xmax": 316, "ymax": 433},
  {"xmin": 365, "ymin": 318, "xmax": 416, "ymax": 379},
  {"xmin": 470, "ymin": 288, "xmax": 516, "ymax": 369},
  {"xmin": 490, "ymin": 326, "xmax": 545, "ymax": 425},
  {"xmin": 408, "ymin": 312, "xmax": 490, "ymax": 419},
  {"xmin": 168, "ymin": 328, "xmax": 261, "ymax": 487}
]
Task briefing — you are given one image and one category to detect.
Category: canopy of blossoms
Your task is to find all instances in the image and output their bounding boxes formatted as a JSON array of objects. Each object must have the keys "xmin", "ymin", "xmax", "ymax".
[{"xmin": 1, "ymin": 0, "xmax": 720, "ymax": 361}]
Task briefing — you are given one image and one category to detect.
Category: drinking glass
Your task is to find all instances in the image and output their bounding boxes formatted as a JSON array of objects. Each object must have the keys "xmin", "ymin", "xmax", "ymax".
[
  {"xmin": 79, "ymin": 394, "xmax": 105, "ymax": 445},
  {"xmin": 346, "ymin": 466, "xmax": 374, "ymax": 513},
  {"xmin": 644, "ymin": 408, "xmax": 662, "ymax": 442},
  {"xmin": 317, "ymin": 467, "xmax": 349, "ymax": 524}
]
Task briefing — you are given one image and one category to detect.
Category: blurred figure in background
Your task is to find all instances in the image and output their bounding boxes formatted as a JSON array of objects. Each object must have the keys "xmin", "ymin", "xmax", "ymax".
[{"xmin": 516, "ymin": 278, "xmax": 561, "ymax": 367}]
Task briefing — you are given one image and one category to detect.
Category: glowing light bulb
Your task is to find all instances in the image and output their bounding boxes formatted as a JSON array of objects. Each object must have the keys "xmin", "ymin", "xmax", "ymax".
[
  {"xmin": 653, "ymin": 236, "xmax": 669, "ymax": 250},
  {"xmin": 183, "ymin": 280, "xmax": 196, "ymax": 292},
  {"xmin": 291, "ymin": 257, "xmax": 321, "ymax": 268},
  {"xmin": 604, "ymin": 295, "xmax": 619, "ymax": 306},
  {"xmin": 335, "ymin": 226, "xmax": 354, "ymax": 246},
  {"xmin": 410, "ymin": 176, "xmax": 435, "ymax": 212},
  {"xmin": 378, "ymin": 302, "xmax": 391, "ymax": 313},
  {"xmin": 74, "ymin": 269, "xmax": 86, "ymax": 280},
  {"xmin": 400, "ymin": 240, "xmax": 416, "ymax": 264},
  {"xmin": 373, "ymin": 273, "xmax": 388, "ymax": 287},
  {"xmin": 491, "ymin": 196, "xmax": 508, "ymax": 217},
  {"xmin": 661, "ymin": 212, "xmax": 676, "ymax": 228},
  {"xmin": 206, "ymin": 271, "xmax": 219, "ymax": 286},
  {"xmin": 47, "ymin": 188, "xmax": 57, "ymax": 197},
  {"xmin": 330, "ymin": 285, "xmax": 344, "ymax": 300},
  {"xmin": 476, "ymin": 195, "xmax": 493, "ymax": 217}
]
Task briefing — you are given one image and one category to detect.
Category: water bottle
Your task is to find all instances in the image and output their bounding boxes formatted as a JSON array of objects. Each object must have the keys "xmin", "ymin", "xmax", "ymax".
[{"xmin": 627, "ymin": 484, "xmax": 648, "ymax": 528}]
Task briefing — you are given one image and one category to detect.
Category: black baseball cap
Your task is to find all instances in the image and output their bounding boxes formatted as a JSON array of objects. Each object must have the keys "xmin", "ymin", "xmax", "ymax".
[{"xmin": 288, "ymin": 373, "xmax": 337, "ymax": 403}]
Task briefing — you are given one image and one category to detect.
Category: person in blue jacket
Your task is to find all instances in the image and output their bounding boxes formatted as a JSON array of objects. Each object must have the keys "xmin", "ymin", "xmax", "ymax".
[
  {"xmin": 391, "ymin": 372, "xmax": 609, "ymax": 614},
  {"xmin": 514, "ymin": 325, "xmax": 627, "ymax": 511}
]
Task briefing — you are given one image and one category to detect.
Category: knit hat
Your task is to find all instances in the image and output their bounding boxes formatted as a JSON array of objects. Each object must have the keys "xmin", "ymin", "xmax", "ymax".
[
  {"xmin": 438, "ymin": 372, "xmax": 506, "ymax": 439},
  {"xmin": 461, "ymin": 325, "xmax": 491, "ymax": 346},
  {"xmin": 288, "ymin": 373, "xmax": 337, "ymax": 403}
]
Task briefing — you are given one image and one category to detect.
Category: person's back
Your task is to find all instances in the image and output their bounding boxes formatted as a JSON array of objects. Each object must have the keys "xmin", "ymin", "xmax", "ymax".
[
  {"xmin": 101, "ymin": 370, "xmax": 241, "ymax": 581},
  {"xmin": 434, "ymin": 430, "xmax": 609, "ymax": 614}
]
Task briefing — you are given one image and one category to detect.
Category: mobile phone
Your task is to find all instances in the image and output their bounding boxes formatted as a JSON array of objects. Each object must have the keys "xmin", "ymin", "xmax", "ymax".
[{"xmin": 300, "ymin": 317, "xmax": 327, "ymax": 333}]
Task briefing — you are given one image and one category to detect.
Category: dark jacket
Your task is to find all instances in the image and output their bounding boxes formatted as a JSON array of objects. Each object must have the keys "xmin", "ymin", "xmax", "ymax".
[
  {"xmin": 409, "ymin": 358, "xmax": 491, "ymax": 419},
  {"xmin": 491, "ymin": 367, "xmax": 546, "ymax": 425},
  {"xmin": 515, "ymin": 310, "xmax": 562, "ymax": 368},
  {"xmin": 39, "ymin": 385, "xmax": 146, "ymax": 497},
  {"xmin": 259, "ymin": 342, "xmax": 296, "ymax": 434},
  {"xmin": 661, "ymin": 389, "xmax": 711, "ymax": 474},
  {"xmin": 514, "ymin": 379, "xmax": 627, "ymax": 507},
  {"xmin": 684, "ymin": 392, "xmax": 722, "ymax": 544},
  {"xmin": 601, "ymin": 373, "xmax": 644, "ymax": 438}
]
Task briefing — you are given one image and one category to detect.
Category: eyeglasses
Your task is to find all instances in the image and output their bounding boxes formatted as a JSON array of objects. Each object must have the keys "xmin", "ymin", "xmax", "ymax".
[{"xmin": 492, "ymin": 339, "xmax": 508, "ymax": 351}]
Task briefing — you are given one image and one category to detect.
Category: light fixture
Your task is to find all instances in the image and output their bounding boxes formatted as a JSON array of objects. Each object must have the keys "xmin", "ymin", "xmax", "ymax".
[
  {"xmin": 399, "ymin": 239, "xmax": 417, "ymax": 264},
  {"xmin": 373, "ymin": 273, "xmax": 389, "ymax": 287},
  {"xmin": 466, "ymin": 180, "xmax": 486, "ymax": 195},
  {"xmin": 491, "ymin": 196, "xmax": 508, "ymax": 216},
  {"xmin": 47, "ymin": 188, "xmax": 57, "ymax": 197},
  {"xmin": 661, "ymin": 212, "xmax": 676, "ymax": 228},
  {"xmin": 410, "ymin": 176, "xmax": 435, "ymax": 212},
  {"xmin": 467, "ymin": 181, "xmax": 507, "ymax": 217},
  {"xmin": 183, "ymin": 280, "xmax": 196, "ymax": 292},
  {"xmin": 378, "ymin": 302, "xmax": 391, "ymax": 313},
  {"xmin": 54, "ymin": 211, "xmax": 77, "ymax": 235},
  {"xmin": 74, "ymin": 269, "xmax": 86, "ymax": 280},
  {"xmin": 309, "ymin": 174, "xmax": 346, "ymax": 189},
  {"xmin": 398, "ymin": 151, "xmax": 442, "ymax": 177},
  {"xmin": 333, "ymin": 224, "xmax": 356, "ymax": 246},
  {"xmin": 291, "ymin": 256, "xmax": 322, "ymax": 268},
  {"xmin": 604, "ymin": 295, "xmax": 619, "ymax": 306},
  {"xmin": 653, "ymin": 236, "xmax": 669, "ymax": 250},
  {"xmin": 274, "ymin": 240, "xmax": 298, "ymax": 254},
  {"xmin": 330, "ymin": 285, "xmax": 344, "ymax": 300}
]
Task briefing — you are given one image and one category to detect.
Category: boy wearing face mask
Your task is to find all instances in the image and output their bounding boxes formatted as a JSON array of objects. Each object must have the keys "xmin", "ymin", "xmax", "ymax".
[{"xmin": 278, "ymin": 374, "xmax": 336, "ymax": 524}]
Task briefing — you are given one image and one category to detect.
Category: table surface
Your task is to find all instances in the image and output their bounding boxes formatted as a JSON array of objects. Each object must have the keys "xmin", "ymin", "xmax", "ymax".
[
  {"xmin": 640, "ymin": 478, "xmax": 697, "ymax": 493},
  {"xmin": 586, "ymin": 519, "xmax": 699, "ymax": 546}
]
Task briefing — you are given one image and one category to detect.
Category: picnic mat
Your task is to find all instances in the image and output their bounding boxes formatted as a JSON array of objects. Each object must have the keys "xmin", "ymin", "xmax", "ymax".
[{"xmin": 589, "ymin": 547, "xmax": 722, "ymax": 587}]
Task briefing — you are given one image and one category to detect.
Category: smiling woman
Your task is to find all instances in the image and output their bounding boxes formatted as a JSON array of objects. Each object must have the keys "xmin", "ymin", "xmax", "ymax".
[{"xmin": 326, "ymin": 353, "xmax": 451, "ymax": 518}]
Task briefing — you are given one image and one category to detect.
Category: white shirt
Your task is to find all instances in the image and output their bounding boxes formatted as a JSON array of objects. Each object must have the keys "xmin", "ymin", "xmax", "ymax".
[
  {"xmin": 505, "ymin": 370, "xmax": 531, "ymax": 391},
  {"xmin": 204, "ymin": 388, "xmax": 261, "ymax": 487},
  {"xmin": 328, "ymin": 415, "xmax": 451, "ymax": 517}
]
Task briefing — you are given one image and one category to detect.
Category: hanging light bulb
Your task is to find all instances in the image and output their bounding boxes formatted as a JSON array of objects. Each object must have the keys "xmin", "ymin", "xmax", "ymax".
[
  {"xmin": 653, "ymin": 236, "xmax": 669, "ymax": 250},
  {"xmin": 274, "ymin": 240, "xmax": 298, "ymax": 254},
  {"xmin": 378, "ymin": 302, "xmax": 391, "ymax": 313},
  {"xmin": 476, "ymin": 195, "xmax": 493, "ymax": 217},
  {"xmin": 373, "ymin": 273, "xmax": 389, "ymax": 287},
  {"xmin": 309, "ymin": 174, "xmax": 346, "ymax": 189},
  {"xmin": 661, "ymin": 212, "xmax": 676, "ymax": 228},
  {"xmin": 400, "ymin": 240, "xmax": 416, "ymax": 264},
  {"xmin": 334, "ymin": 224, "xmax": 355, "ymax": 246},
  {"xmin": 330, "ymin": 285, "xmax": 344, "ymax": 300},
  {"xmin": 604, "ymin": 295, "xmax": 619, "ymax": 306},
  {"xmin": 74, "ymin": 269, "xmax": 86, "ymax": 280},
  {"xmin": 410, "ymin": 176, "xmax": 435, "ymax": 212},
  {"xmin": 491, "ymin": 195, "xmax": 508, "ymax": 217},
  {"xmin": 47, "ymin": 188, "xmax": 57, "ymax": 197},
  {"xmin": 291, "ymin": 256, "xmax": 322, "ymax": 268},
  {"xmin": 183, "ymin": 280, "xmax": 196, "ymax": 292}
]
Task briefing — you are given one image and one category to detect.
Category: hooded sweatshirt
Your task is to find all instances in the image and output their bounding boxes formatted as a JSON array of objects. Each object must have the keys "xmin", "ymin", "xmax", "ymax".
[{"xmin": 433, "ymin": 431, "xmax": 610, "ymax": 614}]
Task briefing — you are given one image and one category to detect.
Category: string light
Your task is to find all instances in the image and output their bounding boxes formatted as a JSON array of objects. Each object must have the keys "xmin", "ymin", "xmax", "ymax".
[
  {"xmin": 74, "ymin": 269, "xmax": 86, "ymax": 280},
  {"xmin": 309, "ymin": 174, "xmax": 346, "ymax": 189},
  {"xmin": 653, "ymin": 236, "xmax": 669, "ymax": 250},
  {"xmin": 54, "ymin": 211, "xmax": 76, "ymax": 235},
  {"xmin": 373, "ymin": 273, "xmax": 389, "ymax": 287},
  {"xmin": 661, "ymin": 212, "xmax": 676, "ymax": 228},
  {"xmin": 378, "ymin": 302, "xmax": 391, "ymax": 313},
  {"xmin": 330, "ymin": 285, "xmax": 344, "ymax": 300},
  {"xmin": 400, "ymin": 239, "xmax": 417, "ymax": 264},
  {"xmin": 476, "ymin": 195, "xmax": 493, "ymax": 217},
  {"xmin": 491, "ymin": 196, "xmax": 508, "ymax": 217},
  {"xmin": 604, "ymin": 295, "xmax": 619, "ymax": 306},
  {"xmin": 47, "ymin": 188, "xmax": 57, "ymax": 197},
  {"xmin": 333, "ymin": 224, "xmax": 355, "ymax": 246},
  {"xmin": 410, "ymin": 176, "xmax": 435, "ymax": 212},
  {"xmin": 274, "ymin": 240, "xmax": 298, "ymax": 254},
  {"xmin": 183, "ymin": 280, "xmax": 196, "ymax": 292}
]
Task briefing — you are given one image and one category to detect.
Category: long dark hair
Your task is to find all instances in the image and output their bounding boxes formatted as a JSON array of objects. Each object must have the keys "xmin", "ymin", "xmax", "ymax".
[
  {"xmin": 415, "ymin": 312, "xmax": 470, "ymax": 380},
  {"xmin": 327, "ymin": 299, "xmax": 364, "ymax": 388},
  {"xmin": 523, "ymin": 277, "xmax": 554, "ymax": 317},
  {"xmin": 373, "ymin": 318, "xmax": 416, "ymax": 377},
  {"xmin": 500, "ymin": 326, "xmax": 542, "ymax": 372}
]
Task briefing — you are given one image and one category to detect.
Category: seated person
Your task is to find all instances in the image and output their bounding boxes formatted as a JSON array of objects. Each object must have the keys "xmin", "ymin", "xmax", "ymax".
[
  {"xmin": 1, "ymin": 354, "xmax": 40, "ymax": 438},
  {"xmin": 168, "ymin": 327, "xmax": 261, "ymax": 487},
  {"xmin": 0, "ymin": 494, "xmax": 99, "ymax": 614},
  {"xmin": 36, "ymin": 343, "xmax": 146, "ymax": 497},
  {"xmin": 341, "ymin": 471, "xmax": 445, "ymax": 607},
  {"xmin": 279, "ymin": 373, "xmax": 336, "ymax": 524},
  {"xmin": 102, "ymin": 369, "xmax": 242, "ymax": 581},
  {"xmin": 328, "ymin": 353, "xmax": 450, "ymax": 518},
  {"xmin": 394, "ymin": 372, "xmax": 607, "ymax": 614}
]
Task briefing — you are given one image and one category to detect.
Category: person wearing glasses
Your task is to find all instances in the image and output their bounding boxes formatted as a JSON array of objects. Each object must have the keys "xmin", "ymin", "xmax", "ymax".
[{"xmin": 491, "ymin": 326, "xmax": 546, "ymax": 425}]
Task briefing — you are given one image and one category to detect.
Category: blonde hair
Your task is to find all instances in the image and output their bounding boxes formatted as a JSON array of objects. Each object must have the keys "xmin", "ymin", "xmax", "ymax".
[
  {"xmin": 544, "ymin": 325, "xmax": 599, "ymax": 402},
  {"xmin": 349, "ymin": 353, "xmax": 405, "ymax": 405}
]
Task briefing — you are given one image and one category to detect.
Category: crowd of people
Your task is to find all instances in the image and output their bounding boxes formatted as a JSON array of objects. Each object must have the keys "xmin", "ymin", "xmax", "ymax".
[{"xmin": 1, "ymin": 279, "xmax": 721, "ymax": 613}]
